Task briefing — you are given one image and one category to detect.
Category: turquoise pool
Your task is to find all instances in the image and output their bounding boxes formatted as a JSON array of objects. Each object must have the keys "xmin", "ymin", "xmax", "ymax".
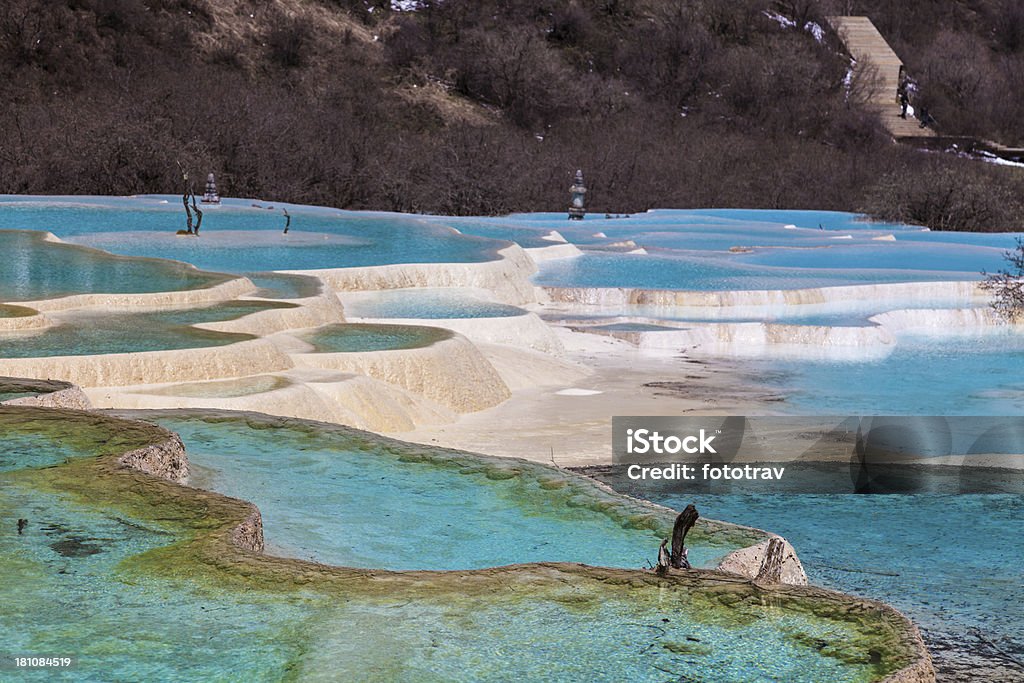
[
  {"xmin": 0, "ymin": 230, "xmax": 226, "ymax": 302},
  {"xmin": 750, "ymin": 331, "xmax": 1024, "ymax": 415},
  {"xmin": 302, "ymin": 323, "xmax": 452, "ymax": 353},
  {"xmin": 343, "ymin": 289, "xmax": 526, "ymax": 319},
  {"xmin": 588, "ymin": 468, "xmax": 1024, "ymax": 681},
  {"xmin": 157, "ymin": 414, "xmax": 738, "ymax": 571},
  {"xmin": 533, "ymin": 251, "xmax": 992, "ymax": 291},
  {"xmin": 0, "ymin": 197, "xmax": 506, "ymax": 274},
  {"xmin": 0, "ymin": 301, "xmax": 293, "ymax": 358},
  {"xmin": 0, "ymin": 408, "xmax": 905, "ymax": 682},
  {"xmin": 7, "ymin": 199, "xmax": 1020, "ymax": 296}
]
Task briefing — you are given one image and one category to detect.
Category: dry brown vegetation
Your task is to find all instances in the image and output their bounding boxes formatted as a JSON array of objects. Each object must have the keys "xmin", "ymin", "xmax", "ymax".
[{"xmin": 0, "ymin": 0, "xmax": 1021, "ymax": 229}]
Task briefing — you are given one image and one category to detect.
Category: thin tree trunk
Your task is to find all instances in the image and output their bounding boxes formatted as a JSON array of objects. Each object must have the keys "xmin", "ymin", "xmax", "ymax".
[
  {"xmin": 670, "ymin": 504, "xmax": 699, "ymax": 569},
  {"xmin": 755, "ymin": 537, "xmax": 786, "ymax": 584}
]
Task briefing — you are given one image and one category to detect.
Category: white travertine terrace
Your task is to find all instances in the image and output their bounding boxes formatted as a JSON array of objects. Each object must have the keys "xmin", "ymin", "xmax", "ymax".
[
  {"xmin": 0, "ymin": 309, "xmax": 52, "ymax": 332},
  {"xmin": 197, "ymin": 292, "xmax": 346, "ymax": 335},
  {"xmin": 284, "ymin": 244, "xmax": 540, "ymax": 304},
  {"xmin": 524, "ymin": 242, "xmax": 583, "ymax": 262},
  {"xmin": 0, "ymin": 338, "xmax": 293, "ymax": 386},
  {"xmin": 350, "ymin": 312, "xmax": 565, "ymax": 354},
  {"xmin": 541, "ymin": 280, "xmax": 989, "ymax": 308},
  {"xmin": 24, "ymin": 275, "xmax": 257, "ymax": 313},
  {"xmin": 292, "ymin": 333, "xmax": 511, "ymax": 413}
]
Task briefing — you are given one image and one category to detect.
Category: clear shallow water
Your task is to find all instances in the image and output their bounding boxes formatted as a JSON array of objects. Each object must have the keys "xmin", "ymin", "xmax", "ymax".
[
  {"xmin": 0, "ymin": 305, "xmax": 36, "ymax": 319},
  {"xmin": 0, "ymin": 197, "xmax": 505, "ymax": 274},
  {"xmin": 0, "ymin": 230, "xmax": 224, "ymax": 302},
  {"xmin": 0, "ymin": 300, "xmax": 292, "ymax": 358},
  {"xmin": 247, "ymin": 272, "xmax": 322, "ymax": 299},
  {"xmin": 344, "ymin": 289, "xmax": 526, "ymax": 319},
  {"xmin": 164, "ymin": 415, "xmax": 735, "ymax": 570},
  {"xmin": 534, "ymin": 252, "xmax": 986, "ymax": 291},
  {"xmin": 513, "ymin": 209, "xmax": 1018, "ymax": 291},
  {"xmin": 753, "ymin": 331, "xmax": 1024, "ymax": 415},
  {"xmin": 6, "ymin": 199, "xmax": 1019, "ymax": 296},
  {"xmin": 0, "ymin": 410, "xmax": 909, "ymax": 682},
  {"xmin": 586, "ymin": 473, "xmax": 1024, "ymax": 674},
  {"xmin": 0, "ymin": 482, "xmax": 884, "ymax": 683},
  {"xmin": 141, "ymin": 376, "xmax": 291, "ymax": 399},
  {"xmin": 303, "ymin": 323, "xmax": 452, "ymax": 353},
  {"xmin": 0, "ymin": 485, "xmax": 316, "ymax": 682},
  {"xmin": 301, "ymin": 592, "xmax": 882, "ymax": 683}
]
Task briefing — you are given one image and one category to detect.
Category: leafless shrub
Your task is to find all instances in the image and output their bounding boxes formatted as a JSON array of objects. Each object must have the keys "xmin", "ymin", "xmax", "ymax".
[{"xmin": 981, "ymin": 239, "xmax": 1024, "ymax": 322}]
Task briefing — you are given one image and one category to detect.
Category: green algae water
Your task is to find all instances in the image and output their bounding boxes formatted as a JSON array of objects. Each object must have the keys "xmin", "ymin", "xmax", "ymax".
[
  {"xmin": 343, "ymin": 289, "xmax": 526, "ymax": 319},
  {"xmin": 141, "ymin": 376, "xmax": 291, "ymax": 399},
  {"xmin": 156, "ymin": 413, "xmax": 746, "ymax": 571},
  {"xmin": 303, "ymin": 323, "xmax": 453, "ymax": 353},
  {"xmin": 0, "ymin": 301, "xmax": 294, "ymax": 358},
  {"xmin": 0, "ymin": 407, "xmax": 910, "ymax": 682}
]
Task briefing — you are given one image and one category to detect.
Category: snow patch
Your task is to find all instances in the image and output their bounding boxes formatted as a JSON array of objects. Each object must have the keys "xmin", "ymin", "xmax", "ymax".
[{"xmin": 763, "ymin": 10, "xmax": 796, "ymax": 29}]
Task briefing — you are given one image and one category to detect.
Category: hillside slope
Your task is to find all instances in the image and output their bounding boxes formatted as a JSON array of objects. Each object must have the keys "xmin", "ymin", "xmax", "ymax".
[{"xmin": 0, "ymin": 0, "xmax": 1021, "ymax": 228}]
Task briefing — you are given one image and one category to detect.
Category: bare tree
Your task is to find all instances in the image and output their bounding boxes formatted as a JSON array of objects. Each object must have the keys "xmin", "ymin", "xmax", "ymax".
[
  {"xmin": 981, "ymin": 238, "xmax": 1024, "ymax": 322},
  {"xmin": 175, "ymin": 161, "xmax": 203, "ymax": 236}
]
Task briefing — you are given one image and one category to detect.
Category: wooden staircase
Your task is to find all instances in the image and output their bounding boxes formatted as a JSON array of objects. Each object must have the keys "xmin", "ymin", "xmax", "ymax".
[{"xmin": 828, "ymin": 16, "xmax": 935, "ymax": 139}]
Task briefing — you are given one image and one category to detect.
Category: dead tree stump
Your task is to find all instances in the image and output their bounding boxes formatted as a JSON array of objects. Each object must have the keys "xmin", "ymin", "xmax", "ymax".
[{"xmin": 755, "ymin": 537, "xmax": 786, "ymax": 584}]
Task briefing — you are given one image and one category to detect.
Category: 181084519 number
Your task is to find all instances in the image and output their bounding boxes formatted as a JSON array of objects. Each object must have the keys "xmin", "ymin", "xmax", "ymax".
[{"xmin": 12, "ymin": 656, "xmax": 75, "ymax": 668}]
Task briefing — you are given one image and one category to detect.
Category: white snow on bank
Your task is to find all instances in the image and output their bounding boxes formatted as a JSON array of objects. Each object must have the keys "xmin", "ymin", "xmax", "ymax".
[
  {"xmin": 391, "ymin": 0, "xmax": 422, "ymax": 11},
  {"xmin": 764, "ymin": 11, "xmax": 825, "ymax": 43},
  {"xmin": 977, "ymin": 150, "xmax": 1024, "ymax": 169},
  {"xmin": 763, "ymin": 10, "xmax": 796, "ymax": 29}
]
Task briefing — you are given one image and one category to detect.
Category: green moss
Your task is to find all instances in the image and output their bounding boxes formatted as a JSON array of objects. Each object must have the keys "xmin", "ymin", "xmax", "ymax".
[{"xmin": 0, "ymin": 406, "xmax": 926, "ymax": 682}]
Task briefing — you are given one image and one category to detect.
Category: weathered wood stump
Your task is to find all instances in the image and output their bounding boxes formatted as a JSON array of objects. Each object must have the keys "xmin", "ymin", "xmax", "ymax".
[
  {"xmin": 655, "ymin": 504, "xmax": 699, "ymax": 573},
  {"xmin": 755, "ymin": 537, "xmax": 786, "ymax": 584}
]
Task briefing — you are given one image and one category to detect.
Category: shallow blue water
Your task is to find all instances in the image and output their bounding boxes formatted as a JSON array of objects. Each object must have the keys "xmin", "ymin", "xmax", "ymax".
[
  {"xmin": 0, "ymin": 484, "xmax": 315, "ymax": 682},
  {"xmin": 0, "ymin": 411, "xmax": 894, "ymax": 682},
  {"xmin": 344, "ymin": 289, "xmax": 526, "ymax": 319},
  {"xmin": 753, "ymin": 331, "xmax": 1024, "ymax": 415},
  {"xmin": 303, "ymin": 323, "xmax": 451, "ymax": 353},
  {"xmin": 0, "ymin": 197, "xmax": 504, "ymax": 274},
  {"xmin": 534, "ymin": 252, "xmax": 982, "ymax": 290},
  {"xmin": 0, "ymin": 301, "xmax": 291, "ymax": 358},
  {"xmin": 161, "ymin": 416, "xmax": 736, "ymax": 571},
  {"xmin": 0, "ymin": 230, "xmax": 222, "ymax": 302},
  {"xmin": 6, "ymin": 199, "xmax": 1020, "ymax": 296},
  {"xmin": 588, "ymin": 474, "xmax": 1024, "ymax": 671}
]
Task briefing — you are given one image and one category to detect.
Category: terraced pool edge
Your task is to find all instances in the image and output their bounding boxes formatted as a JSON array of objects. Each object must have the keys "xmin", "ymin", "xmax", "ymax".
[{"xmin": 2, "ymin": 405, "xmax": 934, "ymax": 682}]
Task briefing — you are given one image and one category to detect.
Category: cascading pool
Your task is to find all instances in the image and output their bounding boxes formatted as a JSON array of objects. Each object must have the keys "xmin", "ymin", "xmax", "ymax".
[
  {"xmin": 0, "ymin": 197, "xmax": 507, "ymax": 274},
  {"xmin": 585, "ymin": 467, "xmax": 1024, "ymax": 680},
  {"xmin": 747, "ymin": 331, "xmax": 1024, "ymax": 416},
  {"xmin": 0, "ymin": 230, "xmax": 228, "ymax": 302},
  {"xmin": 156, "ymin": 413, "xmax": 744, "ymax": 570},
  {"xmin": 0, "ymin": 407, "xmax": 915, "ymax": 682},
  {"xmin": 0, "ymin": 300, "xmax": 295, "ymax": 358},
  {"xmin": 302, "ymin": 323, "xmax": 453, "ymax": 353},
  {"xmin": 342, "ymin": 288, "xmax": 526, "ymax": 319}
]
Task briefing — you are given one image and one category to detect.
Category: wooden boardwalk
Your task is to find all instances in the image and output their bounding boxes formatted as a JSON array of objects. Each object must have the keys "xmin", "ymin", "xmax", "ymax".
[{"xmin": 828, "ymin": 16, "xmax": 934, "ymax": 139}]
